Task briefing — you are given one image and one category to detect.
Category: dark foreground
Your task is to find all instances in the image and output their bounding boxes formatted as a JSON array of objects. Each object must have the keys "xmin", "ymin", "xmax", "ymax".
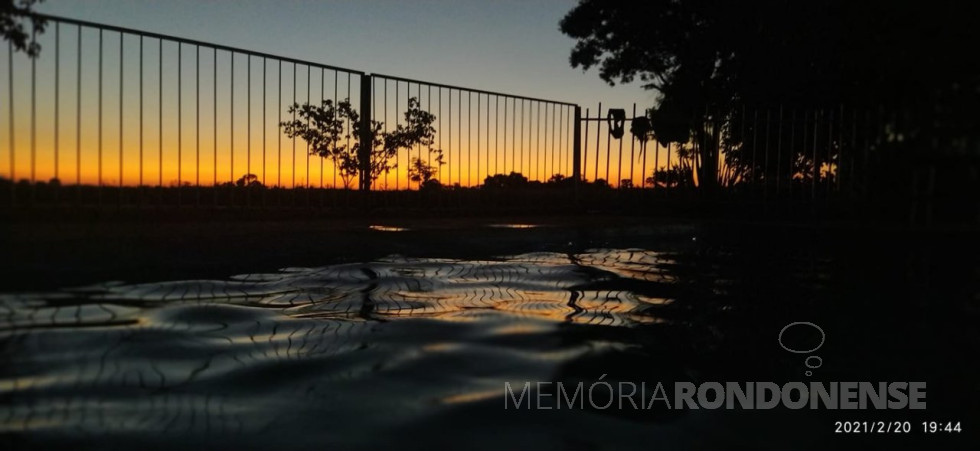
[{"xmin": 1, "ymin": 216, "xmax": 978, "ymax": 449}]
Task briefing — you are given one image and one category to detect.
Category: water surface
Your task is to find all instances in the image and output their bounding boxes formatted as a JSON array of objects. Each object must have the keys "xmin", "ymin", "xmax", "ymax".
[{"xmin": 2, "ymin": 233, "xmax": 976, "ymax": 449}]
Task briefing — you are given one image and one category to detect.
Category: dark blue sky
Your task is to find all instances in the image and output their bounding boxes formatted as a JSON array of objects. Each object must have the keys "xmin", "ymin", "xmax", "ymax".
[{"xmin": 38, "ymin": 0, "xmax": 654, "ymax": 113}]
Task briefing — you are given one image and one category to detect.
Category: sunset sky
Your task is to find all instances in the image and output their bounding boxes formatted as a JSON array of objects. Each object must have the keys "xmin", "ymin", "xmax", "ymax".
[{"xmin": 2, "ymin": 0, "xmax": 664, "ymax": 188}]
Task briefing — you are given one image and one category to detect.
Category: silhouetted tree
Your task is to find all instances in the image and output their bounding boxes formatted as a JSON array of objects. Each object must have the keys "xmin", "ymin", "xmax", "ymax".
[
  {"xmin": 420, "ymin": 178, "xmax": 442, "ymax": 192},
  {"xmin": 235, "ymin": 173, "xmax": 263, "ymax": 187},
  {"xmin": 281, "ymin": 97, "xmax": 439, "ymax": 190},
  {"xmin": 408, "ymin": 151, "xmax": 444, "ymax": 185},
  {"xmin": 561, "ymin": 0, "xmax": 980, "ymax": 193},
  {"xmin": 483, "ymin": 172, "xmax": 529, "ymax": 190}
]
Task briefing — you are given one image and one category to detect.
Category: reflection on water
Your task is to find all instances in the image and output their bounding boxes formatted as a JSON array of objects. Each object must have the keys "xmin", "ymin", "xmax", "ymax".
[
  {"xmin": 1, "ymin": 250, "xmax": 684, "ymax": 447},
  {"xmin": 368, "ymin": 225, "xmax": 410, "ymax": 232},
  {"xmin": 1, "ymin": 242, "xmax": 975, "ymax": 449},
  {"xmin": 487, "ymin": 223, "xmax": 539, "ymax": 229}
]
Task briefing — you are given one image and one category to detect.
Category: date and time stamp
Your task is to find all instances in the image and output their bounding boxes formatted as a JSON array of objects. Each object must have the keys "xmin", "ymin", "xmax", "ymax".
[
  {"xmin": 779, "ymin": 324, "xmax": 966, "ymax": 437},
  {"xmin": 834, "ymin": 421, "xmax": 962, "ymax": 434}
]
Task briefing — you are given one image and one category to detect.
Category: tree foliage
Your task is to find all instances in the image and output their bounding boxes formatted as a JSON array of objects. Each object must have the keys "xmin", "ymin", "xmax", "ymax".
[
  {"xmin": 280, "ymin": 97, "xmax": 442, "ymax": 189},
  {"xmin": 1, "ymin": 0, "xmax": 46, "ymax": 57},
  {"xmin": 560, "ymin": 0, "xmax": 980, "ymax": 191},
  {"xmin": 561, "ymin": 0, "xmax": 979, "ymax": 108}
]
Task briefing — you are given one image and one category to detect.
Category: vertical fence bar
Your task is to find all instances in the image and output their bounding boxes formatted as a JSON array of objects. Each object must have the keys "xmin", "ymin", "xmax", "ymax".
[
  {"xmin": 276, "ymin": 61, "xmax": 281, "ymax": 191},
  {"xmin": 246, "ymin": 55, "xmax": 251, "ymax": 205},
  {"xmin": 849, "ymin": 107, "xmax": 857, "ymax": 196},
  {"xmin": 304, "ymin": 64, "xmax": 309, "ymax": 198},
  {"xmin": 427, "ymin": 84, "xmax": 432, "ymax": 173},
  {"xmin": 290, "ymin": 62, "xmax": 295, "ymax": 193},
  {"xmin": 97, "ymin": 30, "xmax": 102, "ymax": 204},
  {"xmin": 470, "ymin": 93, "xmax": 483, "ymax": 186},
  {"xmin": 119, "ymin": 32, "xmax": 124, "ymax": 203},
  {"xmin": 527, "ymin": 101, "xmax": 533, "ymax": 180},
  {"xmin": 324, "ymin": 68, "xmax": 328, "ymax": 195},
  {"xmin": 537, "ymin": 102, "xmax": 543, "ymax": 181},
  {"xmin": 827, "ymin": 108, "xmax": 834, "ymax": 196},
  {"xmin": 345, "ymin": 73, "xmax": 350, "ymax": 190},
  {"xmin": 606, "ymin": 108, "xmax": 613, "ymax": 186},
  {"xmin": 494, "ymin": 96, "xmax": 499, "ymax": 176},
  {"xmin": 467, "ymin": 91, "xmax": 472, "ymax": 186},
  {"xmin": 812, "ymin": 109, "xmax": 818, "ymax": 200},
  {"xmin": 332, "ymin": 70, "xmax": 337, "ymax": 190},
  {"xmin": 158, "ymin": 38, "xmax": 162, "ymax": 198},
  {"xmin": 616, "ymin": 113, "xmax": 623, "ymax": 187},
  {"xmin": 837, "ymin": 104, "xmax": 844, "ymax": 193},
  {"xmin": 384, "ymin": 79, "xmax": 389, "ymax": 189},
  {"xmin": 468, "ymin": 91, "xmax": 472, "ymax": 186},
  {"xmin": 510, "ymin": 98, "xmax": 515, "ymax": 175},
  {"xmin": 776, "ymin": 105, "xmax": 783, "ymax": 196},
  {"xmin": 438, "ymin": 87, "xmax": 443, "ymax": 182},
  {"xmin": 76, "ymin": 31, "xmax": 81, "ymax": 198},
  {"xmin": 486, "ymin": 93, "xmax": 490, "ymax": 181},
  {"xmin": 594, "ymin": 103, "xmax": 601, "ymax": 182},
  {"xmin": 653, "ymin": 140, "xmax": 659, "ymax": 189},
  {"xmin": 561, "ymin": 105, "xmax": 567, "ymax": 177},
  {"xmin": 582, "ymin": 107, "xmax": 589, "ymax": 181},
  {"xmin": 789, "ymin": 110, "xmax": 796, "ymax": 198},
  {"xmin": 214, "ymin": 49, "xmax": 218, "ymax": 205},
  {"xmin": 801, "ymin": 111, "xmax": 808, "ymax": 198},
  {"xmin": 30, "ymin": 26, "xmax": 36, "ymax": 202},
  {"xmin": 573, "ymin": 106, "xmax": 582, "ymax": 181},
  {"xmin": 8, "ymin": 42, "xmax": 13, "ymax": 204},
  {"xmin": 324, "ymin": 68, "xmax": 329, "ymax": 195},
  {"xmin": 231, "ymin": 52, "xmax": 236, "ymax": 203},
  {"xmin": 177, "ymin": 42, "xmax": 181, "ymax": 206},
  {"xmin": 518, "ymin": 99, "xmax": 523, "ymax": 176},
  {"xmin": 640, "ymin": 128, "xmax": 647, "ymax": 188},
  {"xmin": 629, "ymin": 104, "xmax": 636, "ymax": 187},
  {"xmin": 751, "ymin": 109, "xmax": 758, "ymax": 187},
  {"xmin": 764, "ymin": 109, "xmax": 771, "ymax": 198},
  {"xmin": 395, "ymin": 81, "xmax": 399, "ymax": 190},
  {"xmin": 551, "ymin": 103, "xmax": 556, "ymax": 180},
  {"xmin": 54, "ymin": 23, "xmax": 59, "ymax": 200},
  {"xmin": 359, "ymin": 73, "xmax": 372, "ymax": 190},
  {"xmin": 543, "ymin": 103, "xmax": 549, "ymax": 179},
  {"xmin": 197, "ymin": 48, "xmax": 204, "ymax": 199},
  {"xmin": 139, "ymin": 36, "xmax": 143, "ymax": 199},
  {"xmin": 447, "ymin": 88, "xmax": 452, "ymax": 187}
]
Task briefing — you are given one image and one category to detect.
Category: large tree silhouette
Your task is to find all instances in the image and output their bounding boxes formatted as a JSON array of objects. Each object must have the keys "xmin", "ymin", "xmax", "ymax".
[{"xmin": 560, "ymin": 0, "xmax": 980, "ymax": 191}]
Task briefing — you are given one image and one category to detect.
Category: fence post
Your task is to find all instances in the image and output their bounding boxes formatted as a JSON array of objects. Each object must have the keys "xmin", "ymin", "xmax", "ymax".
[
  {"xmin": 358, "ymin": 73, "xmax": 373, "ymax": 191},
  {"xmin": 573, "ymin": 105, "xmax": 582, "ymax": 180}
]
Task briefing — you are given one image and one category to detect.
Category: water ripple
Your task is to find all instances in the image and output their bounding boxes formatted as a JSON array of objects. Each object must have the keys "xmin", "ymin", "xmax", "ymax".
[{"xmin": 0, "ymin": 249, "xmax": 688, "ymax": 447}]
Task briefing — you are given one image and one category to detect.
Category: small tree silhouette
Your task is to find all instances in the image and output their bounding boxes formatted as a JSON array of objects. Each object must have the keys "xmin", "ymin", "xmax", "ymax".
[
  {"xmin": 235, "ymin": 173, "xmax": 262, "ymax": 187},
  {"xmin": 281, "ymin": 97, "xmax": 440, "ymax": 189},
  {"xmin": 408, "ymin": 152, "xmax": 444, "ymax": 184},
  {"xmin": 280, "ymin": 99, "xmax": 357, "ymax": 188}
]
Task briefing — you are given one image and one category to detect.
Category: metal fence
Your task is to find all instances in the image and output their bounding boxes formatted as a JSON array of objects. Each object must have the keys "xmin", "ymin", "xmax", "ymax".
[
  {"xmin": 3, "ymin": 13, "xmax": 968, "ymax": 214},
  {"xmin": 369, "ymin": 73, "xmax": 576, "ymax": 190},
  {"xmin": 577, "ymin": 102, "xmax": 947, "ymax": 204},
  {"xmin": 1, "ymin": 13, "xmax": 578, "ymax": 208}
]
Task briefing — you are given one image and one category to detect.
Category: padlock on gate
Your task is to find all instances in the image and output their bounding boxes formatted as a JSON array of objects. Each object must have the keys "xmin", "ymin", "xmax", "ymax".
[{"xmin": 607, "ymin": 109, "xmax": 626, "ymax": 139}]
